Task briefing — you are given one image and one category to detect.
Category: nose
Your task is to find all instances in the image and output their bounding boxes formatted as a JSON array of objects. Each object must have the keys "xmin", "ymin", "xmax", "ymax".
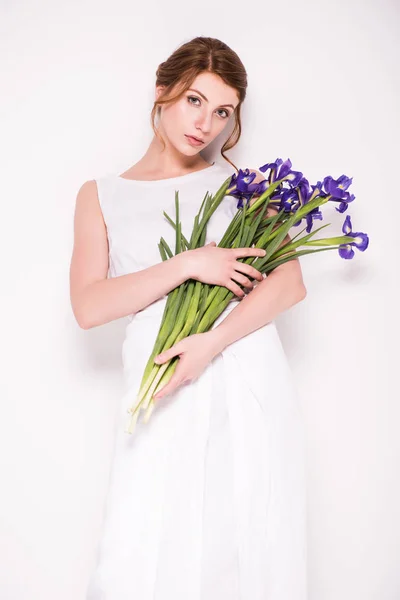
[{"xmin": 195, "ymin": 111, "xmax": 213, "ymax": 135}]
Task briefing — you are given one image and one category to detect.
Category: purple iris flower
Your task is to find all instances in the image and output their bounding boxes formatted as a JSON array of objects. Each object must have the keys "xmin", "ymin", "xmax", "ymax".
[
  {"xmin": 281, "ymin": 187, "xmax": 301, "ymax": 213},
  {"xmin": 305, "ymin": 208, "xmax": 323, "ymax": 233},
  {"xmin": 276, "ymin": 177, "xmax": 323, "ymax": 233},
  {"xmin": 294, "ymin": 178, "xmax": 324, "ymax": 232},
  {"xmin": 228, "ymin": 159, "xmax": 304, "ymax": 210},
  {"xmin": 323, "ymin": 175, "xmax": 355, "ymax": 213},
  {"xmin": 259, "ymin": 158, "xmax": 303, "ymax": 188},
  {"xmin": 228, "ymin": 162, "xmax": 358, "ymax": 240},
  {"xmin": 228, "ymin": 168, "xmax": 262, "ymax": 208},
  {"xmin": 285, "ymin": 177, "xmax": 311, "ymax": 213},
  {"xmin": 338, "ymin": 215, "xmax": 369, "ymax": 259}
]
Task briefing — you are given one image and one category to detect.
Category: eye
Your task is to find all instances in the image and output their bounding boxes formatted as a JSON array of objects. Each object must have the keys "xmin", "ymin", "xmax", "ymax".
[
  {"xmin": 187, "ymin": 96, "xmax": 230, "ymax": 119},
  {"xmin": 188, "ymin": 95, "xmax": 201, "ymax": 107}
]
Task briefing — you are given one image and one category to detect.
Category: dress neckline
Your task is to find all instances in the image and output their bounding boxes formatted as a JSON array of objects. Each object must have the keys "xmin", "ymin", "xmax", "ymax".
[{"xmin": 117, "ymin": 161, "xmax": 219, "ymax": 185}]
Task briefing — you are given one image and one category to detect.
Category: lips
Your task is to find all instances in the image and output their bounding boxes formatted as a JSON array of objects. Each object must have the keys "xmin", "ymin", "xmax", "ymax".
[{"xmin": 185, "ymin": 134, "xmax": 204, "ymax": 143}]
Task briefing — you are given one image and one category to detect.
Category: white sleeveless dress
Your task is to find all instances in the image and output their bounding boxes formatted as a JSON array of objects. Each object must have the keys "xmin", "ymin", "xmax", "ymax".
[{"xmin": 86, "ymin": 161, "xmax": 307, "ymax": 600}]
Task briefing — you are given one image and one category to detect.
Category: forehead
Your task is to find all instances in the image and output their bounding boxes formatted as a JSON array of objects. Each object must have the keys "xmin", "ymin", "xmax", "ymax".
[{"xmin": 189, "ymin": 72, "xmax": 239, "ymax": 107}]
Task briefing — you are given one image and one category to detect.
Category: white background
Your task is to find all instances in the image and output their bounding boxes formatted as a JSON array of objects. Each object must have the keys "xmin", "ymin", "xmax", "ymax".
[{"xmin": 0, "ymin": 0, "xmax": 399, "ymax": 598}]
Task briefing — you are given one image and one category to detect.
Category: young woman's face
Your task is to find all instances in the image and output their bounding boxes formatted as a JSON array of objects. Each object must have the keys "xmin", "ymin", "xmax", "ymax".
[{"xmin": 156, "ymin": 71, "xmax": 240, "ymax": 156}]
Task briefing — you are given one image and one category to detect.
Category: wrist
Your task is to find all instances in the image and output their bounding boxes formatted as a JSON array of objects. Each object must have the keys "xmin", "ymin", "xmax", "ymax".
[
  {"xmin": 206, "ymin": 325, "xmax": 229, "ymax": 357},
  {"xmin": 173, "ymin": 251, "xmax": 193, "ymax": 282}
]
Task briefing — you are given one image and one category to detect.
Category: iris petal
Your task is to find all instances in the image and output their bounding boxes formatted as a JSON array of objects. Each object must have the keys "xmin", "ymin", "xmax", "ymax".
[
  {"xmin": 350, "ymin": 232, "xmax": 369, "ymax": 251},
  {"xmin": 335, "ymin": 202, "xmax": 349, "ymax": 213},
  {"xmin": 339, "ymin": 244, "xmax": 355, "ymax": 259},
  {"xmin": 342, "ymin": 215, "xmax": 352, "ymax": 235}
]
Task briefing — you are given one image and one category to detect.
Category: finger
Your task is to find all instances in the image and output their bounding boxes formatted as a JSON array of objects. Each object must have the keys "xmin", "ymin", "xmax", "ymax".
[
  {"xmin": 154, "ymin": 344, "xmax": 182, "ymax": 364},
  {"xmin": 234, "ymin": 247, "xmax": 266, "ymax": 258},
  {"xmin": 234, "ymin": 262, "xmax": 264, "ymax": 281},
  {"xmin": 226, "ymin": 280, "xmax": 245, "ymax": 298},
  {"xmin": 230, "ymin": 271, "xmax": 252, "ymax": 287},
  {"xmin": 153, "ymin": 375, "xmax": 181, "ymax": 400},
  {"xmin": 153, "ymin": 385, "xmax": 171, "ymax": 400}
]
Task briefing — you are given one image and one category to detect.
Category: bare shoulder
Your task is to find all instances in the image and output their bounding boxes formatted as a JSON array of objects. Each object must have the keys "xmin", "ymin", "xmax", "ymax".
[
  {"xmin": 72, "ymin": 178, "xmax": 107, "ymax": 243},
  {"xmin": 248, "ymin": 168, "xmax": 265, "ymax": 184},
  {"xmin": 119, "ymin": 165, "xmax": 142, "ymax": 180},
  {"xmin": 73, "ymin": 179, "xmax": 105, "ymax": 222},
  {"xmin": 75, "ymin": 179, "xmax": 99, "ymax": 204},
  {"xmin": 119, "ymin": 161, "xmax": 155, "ymax": 181}
]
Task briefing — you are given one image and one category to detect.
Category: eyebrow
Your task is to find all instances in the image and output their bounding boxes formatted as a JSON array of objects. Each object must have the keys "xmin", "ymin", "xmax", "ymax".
[{"xmin": 187, "ymin": 88, "xmax": 235, "ymax": 110}]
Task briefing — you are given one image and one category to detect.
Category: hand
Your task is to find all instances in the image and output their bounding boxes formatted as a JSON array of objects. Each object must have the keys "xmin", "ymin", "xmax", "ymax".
[
  {"xmin": 152, "ymin": 330, "xmax": 224, "ymax": 400},
  {"xmin": 184, "ymin": 242, "xmax": 266, "ymax": 299}
]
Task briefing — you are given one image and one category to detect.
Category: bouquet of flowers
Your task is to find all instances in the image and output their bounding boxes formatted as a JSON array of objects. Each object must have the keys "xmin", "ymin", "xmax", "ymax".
[{"xmin": 125, "ymin": 158, "xmax": 369, "ymax": 434}]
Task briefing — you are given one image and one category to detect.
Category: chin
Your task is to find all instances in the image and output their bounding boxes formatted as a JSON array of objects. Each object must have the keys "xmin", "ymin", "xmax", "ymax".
[{"xmin": 177, "ymin": 143, "xmax": 202, "ymax": 157}]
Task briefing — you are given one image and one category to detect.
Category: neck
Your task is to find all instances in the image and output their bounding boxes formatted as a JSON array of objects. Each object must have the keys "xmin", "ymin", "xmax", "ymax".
[{"xmin": 137, "ymin": 135, "xmax": 210, "ymax": 174}]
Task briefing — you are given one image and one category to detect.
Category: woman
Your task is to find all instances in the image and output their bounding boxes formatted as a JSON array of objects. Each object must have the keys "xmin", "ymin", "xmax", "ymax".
[{"xmin": 70, "ymin": 36, "xmax": 308, "ymax": 600}]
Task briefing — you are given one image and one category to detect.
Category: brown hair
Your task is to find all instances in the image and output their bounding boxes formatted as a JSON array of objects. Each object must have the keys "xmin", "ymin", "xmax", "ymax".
[{"xmin": 150, "ymin": 36, "xmax": 248, "ymax": 172}]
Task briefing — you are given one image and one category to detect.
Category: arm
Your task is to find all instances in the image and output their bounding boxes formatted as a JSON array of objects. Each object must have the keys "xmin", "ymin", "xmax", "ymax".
[
  {"xmin": 69, "ymin": 180, "xmax": 190, "ymax": 330},
  {"xmin": 210, "ymin": 259, "xmax": 306, "ymax": 352}
]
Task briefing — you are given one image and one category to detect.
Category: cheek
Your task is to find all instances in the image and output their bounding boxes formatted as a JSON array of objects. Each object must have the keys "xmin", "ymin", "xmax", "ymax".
[
  {"xmin": 178, "ymin": 99, "xmax": 194, "ymax": 124},
  {"xmin": 215, "ymin": 118, "xmax": 229, "ymax": 136},
  {"xmin": 163, "ymin": 100, "xmax": 189, "ymax": 131}
]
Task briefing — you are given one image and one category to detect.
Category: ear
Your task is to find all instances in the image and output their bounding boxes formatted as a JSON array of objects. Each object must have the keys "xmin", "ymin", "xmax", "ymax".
[{"xmin": 155, "ymin": 85, "xmax": 165, "ymax": 101}]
